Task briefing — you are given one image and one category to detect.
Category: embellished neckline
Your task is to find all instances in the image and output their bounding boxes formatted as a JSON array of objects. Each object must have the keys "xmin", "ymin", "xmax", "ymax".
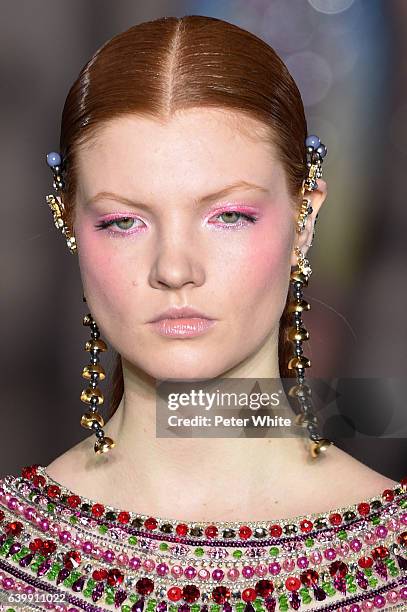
[{"xmin": 12, "ymin": 464, "xmax": 407, "ymax": 543}]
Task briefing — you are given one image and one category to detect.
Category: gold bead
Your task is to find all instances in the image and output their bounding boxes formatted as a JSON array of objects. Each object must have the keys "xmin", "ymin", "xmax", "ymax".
[
  {"xmin": 83, "ymin": 314, "xmax": 94, "ymax": 326},
  {"xmin": 80, "ymin": 387, "xmax": 104, "ymax": 405},
  {"xmin": 84, "ymin": 339, "xmax": 107, "ymax": 352},
  {"xmin": 94, "ymin": 436, "xmax": 115, "ymax": 454},
  {"xmin": 288, "ymin": 383, "xmax": 312, "ymax": 398},
  {"xmin": 287, "ymin": 356, "xmax": 311, "ymax": 370},
  {"xmin": 310, "ymin": 438, "xmax": 333, "ymax": 458},
  {"xmin": 287, "ymin": 326, "xmax": 309, "ymax": 342},
  {"xmin": 288, "ymin": 299, "xmax": 310, "ymax": 313},
  {"xmin": 80, "ymin": 411, "xmax": 105, "ymax": 429},
  {"xmin": 82, "ymin": 364, "xmax": 106, "ymax": 381},
  {"xmin": 290, "ymin": 270, "xmax": 309, "ymax": 286}
]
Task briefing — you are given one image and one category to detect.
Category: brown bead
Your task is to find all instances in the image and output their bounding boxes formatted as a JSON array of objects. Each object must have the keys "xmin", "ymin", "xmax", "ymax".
[
  {"xmin": 84, "ymin": 339, "xmax": 107, "ymax": 352},
  {"xmin": 310, "ymin": 439, "xmax": 333, "ymax": 458},
  {"xmin": 80, "ymin": 411, "xmax": 105, "ymax": 429},
  {"xmin": 80, "ymin": 387, "xmax": 104, "ymax": 405},
  {"xmin": 94, "ymin": 437, "xmax": 115, "ymax": 454},
  {"xmin": 287, "ymin": 327, "xmax": 309, "ymax": 342},
  {"xmin": 288, "ymin": 356, "xmax": 311, "ymax": 370},
  {"xmin": 82, "ymin": 364, "xmax": 106, "ymax": 381},
  {"xmin": 288, "ymin": 299, "xmax": 310, "ymax": 313},
  {"xmin": 290, "ymin": 270, "xmax": 309, "ymax": 286}
]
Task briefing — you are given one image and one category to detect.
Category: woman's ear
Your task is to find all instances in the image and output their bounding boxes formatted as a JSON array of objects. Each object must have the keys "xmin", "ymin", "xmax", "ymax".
[{"xmin": 290, "ymin": 178, "xmax": 328, "ymax": 266}]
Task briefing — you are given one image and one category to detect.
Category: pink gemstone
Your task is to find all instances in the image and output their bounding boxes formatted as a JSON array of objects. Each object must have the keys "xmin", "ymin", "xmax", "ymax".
[
  {"xmin": 386, "ymin": 517, "xmax": 399, "ymax": 531},
  {"xmin": 242, "ymin": 565, "xmax": 254, "ymax": 578},
  {"xmin": 7, "ymin": 497, "xmax": 18, "ymax": 510},
  {"xmin": 282, "ymin": 558, "xmax": 295, "ymax": 571},
  {"xmin": 400, "ymin": 512, "xmax": 407, "ymax": 526},
  {"xmin": 129, "ymin": 556, "xmax": 141, "ymax": 570},
  {"xmin": 309, "ymin": 550, "xmax": 323, "ymax": 565},
  {"xmin": 39, "ymin": 518, "xmax": 50, "ymax": 532},
  {"xmin": 375, "ymin": 525, "xmax": 387, "ymax": 538},
  {"xmin": 212, "ymin": 569, "xmax": 224, "ymax": 581},
  {"xmin": 2, "ymin": 577, "xmax": 14, "ymax": 589},
  {"xmin": 171, "ymin": 565, "xmax": 183, "ymax": 578},
  {"xmin": 143, "ymin": 558, "xmax": 155, "ymax": 571},
  {"xmin": 297, "ymin": 556, "xmax": 309, "ymax": 569},
  {"xmin": 227, "ymin": 568, "xmax": 239, "ymax": 581},
  {"xmin": 24, "ymin": 585, "xmax": 35, "ymax": 594},
  {"xmin": 361, "ymin": 600, "xmax": 374, "ymax": 610},
  {"xmin": 117, "ymin": 552, "xmax": 129, "ymax": 566},
  {"xmin": 268, "ymin": 562, "xmax": 281, "ymax": 575},
  {"xmin": 157, "ymin": 562, "xmax": 169, "ymax": 576},
  {"xmin": 400, "ymin": 586, "xmax": 407, "ymax": 600},
  {"xmin": 103, "ymin": 549, "xmax": 115, "ymax": 563},
  {"xmin": 82, "ymin": 541, "xmax": 93, "ymax": 554},
  {"xmin": 198, "ymin": 568, "xmax": 210, "ymax": 580},
  {"xmin": 184, "ymin": 566, "xmax": 197, "ymax": 579},
  {"xmin": 23, "ymin": 506, "xmax": 36, "ymax": 520},
  {"xmin": 59, "ymin": 530, "xmax": 72, "ymax": 544},
  {"xmin": 373, "ymin": 595, "xmax": 385, "ymax": 608},
  {"xmin": 16, "ymin": 502, "xmax": 25, "ymax": 513},
  {"xmin": 363, "ymin": 531, "xmax": 377, "ymax": 545},
  {"xmin": 349, "ymin": 538, "xmax": 362, "ymax": 552},
  {"xmin": 324, "ymin": 548, "xmax": 337, "ymax": 561},
  {"xmin": 348, "ymin": 606, "xmax": 361, "ymax": 612},
  {"xmin": 386, "ymin": 590, "xmax": 399, "ymax": 603},
  {"xmin": 71, "ymin": 535, "xmax": 82, "ymax": 549},
  {"xmin": 255, "ymin": 563, "xmax": 268, "ymax": 576},
  {"xmin": 49, "ymin": 523, "xmax": 59, "ymax": 536},
  {"xmin": 15, "ymin": 582, "xmax": 24, "ymax": 592}
]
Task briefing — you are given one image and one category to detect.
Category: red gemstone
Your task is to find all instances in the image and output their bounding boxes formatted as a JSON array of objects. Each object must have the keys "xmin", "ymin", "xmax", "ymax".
[
  {"xmin": 182, "ymin": 584, "xmax": 200, "ymax": 603},
  {"xmin": 239, "ymin": 526, "xmax": 252, "ymax": 540},
  {"xmin": 300, "ymin": 569, "xmax": 319, "ymax": 586},
  {"xmin": 285, "ymin": 576, "xmax": 301, "ymax": 591},
  {"xmin": 67, "ymin": 495, "xmax": 81, "ymax": 509},
  {"xmin": 357, "ymin": 502, "xmax": 370, "ymax": 516},
  {"xmin": 118, "ymin": 511, "xmax": 130, "ymax": 524},
  {"xmin": 299, "ymin": 519, "xmax": 313, "ymax": 533},
  {"xmin": 212, "ymin": 586, "xmax": 231, "ymax": 604},
  {"xmin": 41, "ymin": 540, "xmax": 57, "ymax": 556},
  {"xmin": 269, "ymin": 524, "xmax": 282, "ymax": 538},
  {"xmin": 397, "ymin": 531, "xmax": 407, "ymax": 547},
  {"xmin": 46, "ymin": 485, "xmax": 61, "ymax": 499},
  {"xmin": 400, "ymin": 476, "xmax": 407, "ymax": 489},
  {"xmin": 382, "ymin": 489, "xmax": 394, "ymax": 502},
  {"xmin": 32, "ymin": 475, "xmax": 46, "ymax": 488},
  {"xmin": 167, "ymin": 586, "xmax": 182, "ymax": 602},
  {"xmin": 329, "ymin": 513, "xmax": 342, "ymax": 526},
  {"xmin": 107, "ymin": 568, "xmax": 124, "ymax": 586},
  {"xmin": 205, "ymin": 525, "xmax": 218, "ymax": 539},
  {"xmin": 63, "ymin": 550, "xmax": 81, "ymax": 569},
  {"xmin": 255, "ymin": 579, "xmax": 274, "ymax": 598},
  {"xmin": 5, "ymin": 521, "xmax": 23, "ymax": 537},
  {"xmin": 136, "ymin": 577, "xmax": 154, "ymax": 595},
  {"xmin": 176, "ymin": 523, "xmax": 188, "ymax": 536},
  {"xmin": 242, "ymin": 588, "xmax": 257, "ymax": 602},
  {"xmin": 144, "ymin": 517, "xmax": 158, "ymax": 530},
  {"xmin": 358, "ymin": 556, "xmax": 373, "ymax": 568},
  {"xmin": 91, "ymin": 503, "xmax": 105, "ymax": 518},
  {"xmin": 372, "ymin": 546, "xmax": 389, "ymax": 560},
  {"xmin": 29, "ymin": 538, "xmax": 44, "ymax": 552},
  {"xmin": 92, "ymin": 568, "xmax": 108, "ymax": 581},
  {"xmin": 22, "ymin": 465, "xmax": 37, "ymax": 480},
  {"xmin": 329, "ymin": 560, "xmax": 348, "ymax": 577},
  {"xmin": 0, "ymin": 510, "xmax": 4, "ymax": 522}
]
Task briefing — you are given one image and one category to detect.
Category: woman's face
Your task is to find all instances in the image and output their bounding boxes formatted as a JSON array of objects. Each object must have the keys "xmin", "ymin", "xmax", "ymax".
[{"xmin": 74, "ymin": 109, "xmax": 298, "ymax": 380}]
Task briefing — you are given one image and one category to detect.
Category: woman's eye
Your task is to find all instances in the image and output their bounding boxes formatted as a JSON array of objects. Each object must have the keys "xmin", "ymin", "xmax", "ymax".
[
  {"xmin": 213, "ymin": 211, "xmax": 258, "ymax": 225},
  {"xmin": 94, "ymin": 217, "xmax": 139, "ymax": 232}
]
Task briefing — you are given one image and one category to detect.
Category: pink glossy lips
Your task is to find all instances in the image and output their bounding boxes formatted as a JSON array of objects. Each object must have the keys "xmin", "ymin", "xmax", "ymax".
[{"xmin": 149, "ymin": 318, "xmax": 216, "ymax": 337}]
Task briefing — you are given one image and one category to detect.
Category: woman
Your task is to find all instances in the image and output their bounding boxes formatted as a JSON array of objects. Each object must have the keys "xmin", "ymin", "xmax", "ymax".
[{"xmin": 0, "ymin": 15, "xmax": 406, "ymax": 612}]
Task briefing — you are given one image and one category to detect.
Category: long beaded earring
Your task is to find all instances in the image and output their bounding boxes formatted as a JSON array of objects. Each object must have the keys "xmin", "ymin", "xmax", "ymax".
[
  {"xmin": 80, "ymin": 297, "xmax": 116, "ymax": 454},
  {"xmin": 288, "ymin": 134, "xmax": 333, "ymax": 459}
]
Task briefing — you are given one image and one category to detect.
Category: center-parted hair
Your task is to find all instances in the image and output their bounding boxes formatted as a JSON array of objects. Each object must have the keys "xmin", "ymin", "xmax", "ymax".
[{"xmin": 59, "ymin": 15, "xmax": 308, "ymax": 417}]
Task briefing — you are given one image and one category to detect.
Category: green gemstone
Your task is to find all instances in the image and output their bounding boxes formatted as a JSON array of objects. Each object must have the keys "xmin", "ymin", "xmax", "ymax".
[
  {"xmin": 349, "ymin": 585, "xmax": 357, "ymax": 593},
  {"xmin": 191, "ymin": 606, "xmax": 200, "ymax": 612},
  {"xmin": 371, "ymin": 516, "xmax": 380, "ymax": 525},
  {"xmin": 368, "ymin": 578, "xmax": 378, "ymax": 587},
  {"xmin": 99, "ymin": 525, "xmax": 108, "ymax": 534},
  {"xmin": 83, "ymin": 589, "xmax": 93, "ymax": 597},
  {"xmin": 128, "ymin": 536, "xmax": 137, "ymax": 545},
  {"xmin": 86, "ymin": 579, "xmax": 96, "ymax": 588},
  {"xmin": 159, "ymin": 542, "xmax": 169, "ymax": 551},
  {"xmin": 105, "ymin": 586, "xmax": 115, "ymax": 596},
  {"xmin": 364, "ymin": 568, "xmax": 373, "ymax": 576},
  {"xmin": 47, "ymin": 502, "xmax": 56, "ymax": 512},
  {"xmin": 304, "ymin": 537, "xmax": 314, "ymax": 547},
  {"xmin": 195, "ymin": 547, "xmax": 205, "ymax": 557},
  {"xmin": 400, "ymin": 499, "xmax": 407, "ymax": 508},
  {"xmin": 129, "ymin": 594, "xmax": 138, "ymax": 603},
  {"xmin": 337, "ymin": 530, "xmax": 348, "ymax": 540},
  {"xmin": 6, "ymin": 608, "xmax": 16, "ymax": 612},
  {"xmin": 69, "ymin": 515, "xmax": 78, "ymax": 524},
  {"xmin": 210, "ymin": 606, "xmax": 220, "ymax": 612},
  {"xmin": 105, "ymin": 596, "xmax": 115, "ymax": 605},
  {"xmin": 232, "ymin": 549, "xmax": 243, "ymax": 559},
  {"xmin": 121, "ymin": 607, "xmax": 131, "ymax": 612},
  {"xmin": 235, "ymin": 604, "xmax": 245, "ymax": 612},
  {"xmin": 269, "ymin": 547, "xmax": 279, "ymax": 557},
  {"xmin": 390, "ymin": 569, "xmax": 399, "ymax": 577}
]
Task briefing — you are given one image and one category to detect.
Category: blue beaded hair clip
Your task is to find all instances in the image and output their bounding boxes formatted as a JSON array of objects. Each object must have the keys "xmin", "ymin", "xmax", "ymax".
[{"xmin": 44, "ymin": 134, "xmax": 327, "ymax": 253}]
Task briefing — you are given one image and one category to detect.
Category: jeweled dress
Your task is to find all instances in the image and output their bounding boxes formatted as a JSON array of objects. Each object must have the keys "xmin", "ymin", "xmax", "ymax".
[{"xmin": 0, "ymin": 465, "xmax": 406, "ymax": 612}]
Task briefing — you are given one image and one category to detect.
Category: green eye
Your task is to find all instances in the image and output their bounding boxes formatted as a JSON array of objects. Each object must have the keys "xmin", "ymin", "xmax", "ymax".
[
  {"xmin": 115, "ymin": 217, "xmax": 135, "ymax": 230},
  {"xmin": 219, "ymin": 211, "xmax": 240, "ymax": 223}
]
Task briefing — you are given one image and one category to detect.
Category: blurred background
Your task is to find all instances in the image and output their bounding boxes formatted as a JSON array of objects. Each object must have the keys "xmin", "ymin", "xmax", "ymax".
[{"xmin": 1, "ymin": 0, "xmax": 406, "ymax": 478}]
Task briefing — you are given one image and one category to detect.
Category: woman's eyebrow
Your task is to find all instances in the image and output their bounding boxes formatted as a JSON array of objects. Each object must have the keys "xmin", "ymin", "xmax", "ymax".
[{"xmin": 85, "ymin": 180, "xmax": 270, "ymax": 209}]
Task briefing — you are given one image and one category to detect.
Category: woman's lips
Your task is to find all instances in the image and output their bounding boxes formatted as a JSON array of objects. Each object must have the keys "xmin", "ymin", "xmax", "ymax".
[{"xmin": 148, "ymin": 317, "xmax": 216, "ymax": 337}]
